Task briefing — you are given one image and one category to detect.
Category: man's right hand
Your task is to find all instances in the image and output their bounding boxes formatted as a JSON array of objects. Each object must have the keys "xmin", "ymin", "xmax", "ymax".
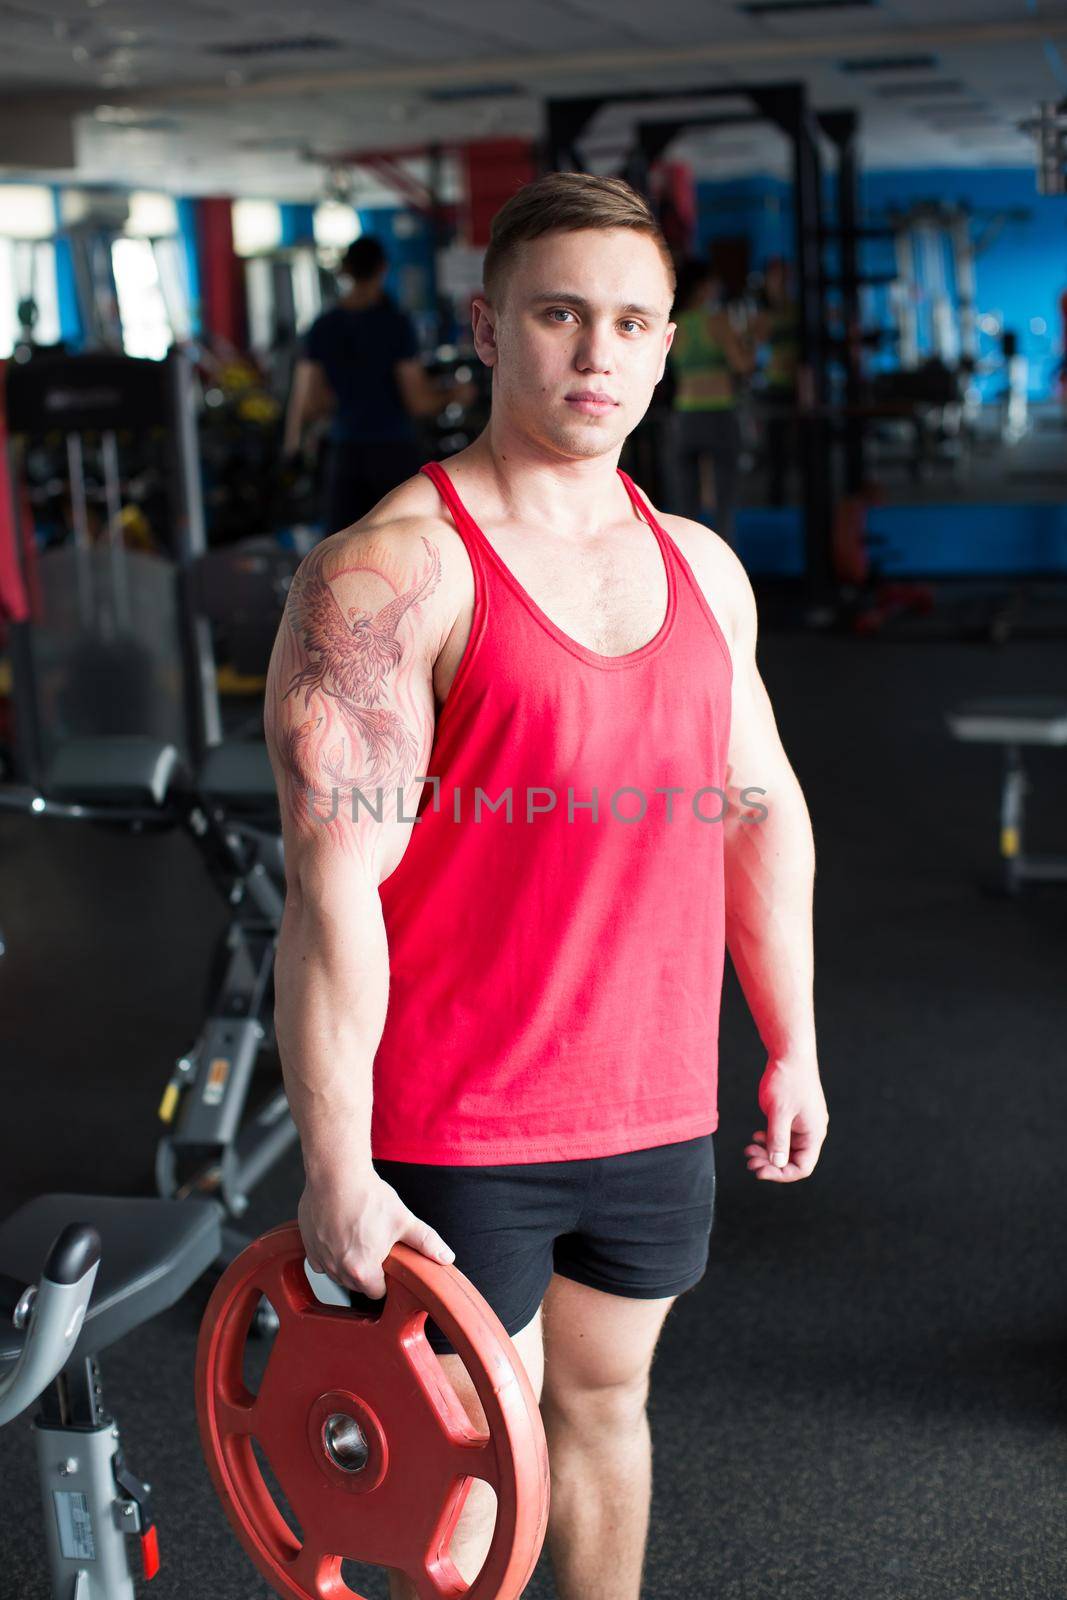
[{"xmin": 298, "ymin": 1171, "xmax": 456, "ymax": 1301}]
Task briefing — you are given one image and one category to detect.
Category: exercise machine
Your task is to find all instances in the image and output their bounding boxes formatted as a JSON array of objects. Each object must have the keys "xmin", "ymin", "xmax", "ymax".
[
  {"xmin": 0, "ymin": 1193, "xmax": 222, "ymax": 1600},
  {"xmin": 946, "ymin": 697, "xmax": 1067, "ymax": 893}
]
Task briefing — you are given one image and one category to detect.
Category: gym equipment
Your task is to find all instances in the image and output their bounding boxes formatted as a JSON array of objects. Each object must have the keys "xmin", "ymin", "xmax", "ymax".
[
  {"xmin": 197, "ymin": 1222, "xmax": 550, "ymax": 1600},
  {"xmin": 0, "ymin": 733, "xmax": 296, "ymax": 1244},
  {"xmin": 153, "ymin": 740, "xmax": 293, "ymax": 1226},
  {"xmin": 0, "ymin": 1193, "xmax": 222, "ymax": 1599},
  {"xmin": 946, "ymin": 697, "xmax": 1067, "ymax": 893},
  {"xmin": 2, "ymin": 351, "xmax": 301, "ymax": 1240},
  {"xmin": 3, "ymin": 349, "xmax": 220, "ymax": 785},
  {"xmin": 1021, "ymin": 99, "xmax": 1067, "ymax": 196},
  {"xmin": 191, "ymin": 537, "xmax": 306, "ymax": 700}
]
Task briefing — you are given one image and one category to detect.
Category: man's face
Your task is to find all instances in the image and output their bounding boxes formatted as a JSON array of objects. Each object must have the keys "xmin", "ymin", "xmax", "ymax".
[{"xmin": 472, "ymin": 228, "xmax": 675, "ymax": 461}]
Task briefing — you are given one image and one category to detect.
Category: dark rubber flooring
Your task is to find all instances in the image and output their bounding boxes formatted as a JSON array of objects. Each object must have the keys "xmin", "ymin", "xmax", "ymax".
[{"xmin": 1, "ymin": 625, "xmax": 1065, "ymax": 1599}]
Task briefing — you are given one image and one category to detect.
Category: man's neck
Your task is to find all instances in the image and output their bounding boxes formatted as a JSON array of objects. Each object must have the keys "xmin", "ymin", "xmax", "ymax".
[
  {"xmin": 460, "ymin": 418, "xmax": 631, "ymax": 540},
  {"xmin": 341, "ymin": 285, "xmax": 382, "ymax": 310}
]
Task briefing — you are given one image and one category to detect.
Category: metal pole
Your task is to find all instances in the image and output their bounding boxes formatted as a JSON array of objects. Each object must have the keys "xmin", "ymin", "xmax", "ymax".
[
  {"xmin": 65, "ymin": 432, "xmax": 94, "ymax": 630},
  {"xmin": 824, "ymin": 111, "xmax": 864, "ymax": 495},
  {"xmin": 168, "ymin": 348, "xmax": 222, "ymax": 761},
  {"xmin": 790, "ymin": 98, "xmax": 834, "ymax": 614},
  {"xmin": 950, "ymin": 210, "xmax": 978, "ymax": 366},
  {"xmin": 100, "ymin": 429, "xmax": 131, "ymax": 631}
]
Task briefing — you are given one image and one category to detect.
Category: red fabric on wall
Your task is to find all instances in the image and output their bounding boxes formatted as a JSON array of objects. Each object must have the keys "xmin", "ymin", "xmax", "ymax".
[
  {"xmin": 0, "ymin": 363, "xmax": 31, "ymax": 625},
  {"xmin": 463, "ymin": 139, "xmax": 536, "ymax": 247},
  {"xmin": 198, "ymin": 197, "xmax": 247, "ymax": 352},
  {"xmin": 652, "ymin": 160, "xmax": 696, "ymax": 258}
]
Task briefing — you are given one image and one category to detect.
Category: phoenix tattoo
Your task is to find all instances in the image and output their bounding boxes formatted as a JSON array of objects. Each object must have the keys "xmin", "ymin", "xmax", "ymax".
[{"xmin": 283, "ymin": 536, "xmax": 441, "ymax": 792}]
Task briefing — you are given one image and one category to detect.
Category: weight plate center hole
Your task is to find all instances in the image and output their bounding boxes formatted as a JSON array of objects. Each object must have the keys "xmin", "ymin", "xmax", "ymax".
[{"xmin": 323, "ymin": 1413, "xmax": 370, "ymax": 1473}]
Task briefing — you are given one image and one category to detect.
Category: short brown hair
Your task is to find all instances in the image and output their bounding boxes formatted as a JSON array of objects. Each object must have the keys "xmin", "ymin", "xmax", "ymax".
[{"xmin": 482, "ymin": 172, "xmax": 676, "ymax": 304}]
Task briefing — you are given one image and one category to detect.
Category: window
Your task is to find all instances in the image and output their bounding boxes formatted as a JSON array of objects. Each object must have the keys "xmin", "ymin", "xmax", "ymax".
[
  {"xmin": 0, "ymin": 184, "xmax": 55, "ymax": 241},
  {"xmin": 125, "ymin": 190, "xmax": 178, "ymax": 240},
  {"xmin": 0, "ymin": 239, "xmax": 61, "ymax": 357},
  {"xmin": 111, "ymin": 236, "xmax": 173, "ymax": 360}
]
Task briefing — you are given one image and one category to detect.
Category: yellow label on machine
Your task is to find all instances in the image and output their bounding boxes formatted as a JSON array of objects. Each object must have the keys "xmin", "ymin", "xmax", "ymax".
[
  {"xmin": 1000, "ymin": 827, "xmax": 1020, "ymax": 858},
  {"xmin": 158, "ymin": 1083, "xmax": 180, "ymax": 1124}
]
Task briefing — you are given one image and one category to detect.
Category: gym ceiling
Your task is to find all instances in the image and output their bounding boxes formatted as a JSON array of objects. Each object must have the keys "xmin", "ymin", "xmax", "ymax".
[{"xmin": 0, "ymin": 1, "xmax": 1062, "ymax": 200}]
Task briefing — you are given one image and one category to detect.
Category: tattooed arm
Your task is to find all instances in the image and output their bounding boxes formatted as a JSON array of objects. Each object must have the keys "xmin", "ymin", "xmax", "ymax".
[{"xmin": 264, "ymin": 522, "xmax": 445, "ymax": 1189}]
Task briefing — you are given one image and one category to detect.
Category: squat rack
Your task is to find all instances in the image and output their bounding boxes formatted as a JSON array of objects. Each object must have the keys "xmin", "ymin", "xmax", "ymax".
[{"xmin": 546, "ymin": 84, "xmax": 869, "ymax": 618}]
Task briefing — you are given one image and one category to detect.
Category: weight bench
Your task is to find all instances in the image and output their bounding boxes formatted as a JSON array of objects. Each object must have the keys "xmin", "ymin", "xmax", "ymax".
[
  {"xmin": 0, "ymin": 1194, "xmax": 222, "ymax": 1599},
  {"xmin": 945, "ymin": 696, "xmax": 1067, "ymax": 893},
  {"xmin": 0, "ymin": 734, "xmax": 296, "ymax": 1244}
]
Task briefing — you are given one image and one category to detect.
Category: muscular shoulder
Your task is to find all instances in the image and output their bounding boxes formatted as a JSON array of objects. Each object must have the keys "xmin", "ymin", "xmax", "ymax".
[
  {"xmin": 312, "ymin": 472, "xmax": 467, "ymax": 658},
  {"xmin": 628, "ymin": 485, "xmax": 755, "ymax": 656}
]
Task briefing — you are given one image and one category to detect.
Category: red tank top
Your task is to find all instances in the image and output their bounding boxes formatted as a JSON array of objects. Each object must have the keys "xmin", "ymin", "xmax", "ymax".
[{"xmin": 371, "ymin": 460, "xmax": 733, "ymax": 1165}]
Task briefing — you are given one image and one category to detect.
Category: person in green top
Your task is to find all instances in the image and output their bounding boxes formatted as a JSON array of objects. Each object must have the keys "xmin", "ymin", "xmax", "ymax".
[
  {"xmin": 667, "ymin": 257, "xmax": 754, "ymax": 543},
  {"xmin": 751, "ymin": 256, "xmax": 801, "ymax": 507}
]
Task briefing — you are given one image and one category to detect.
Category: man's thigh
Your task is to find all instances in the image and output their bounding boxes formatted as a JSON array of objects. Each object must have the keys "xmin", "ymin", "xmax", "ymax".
[
  {"xmin": 540, "ymin": 1132, "xmax": 715, "ymax": 1403},
  {"xmin": 435, "ymin": 1304, "xmax": 546, "ymax": 1433},
  {"xmin": 541, "ymin": 1274, "xmax": 677, "ymax": 1409}
]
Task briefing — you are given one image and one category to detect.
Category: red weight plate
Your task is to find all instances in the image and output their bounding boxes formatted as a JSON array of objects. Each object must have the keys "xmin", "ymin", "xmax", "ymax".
[{"xmin": 195, "ymin": 1223, "xmax": 550, "ymax": 1600}]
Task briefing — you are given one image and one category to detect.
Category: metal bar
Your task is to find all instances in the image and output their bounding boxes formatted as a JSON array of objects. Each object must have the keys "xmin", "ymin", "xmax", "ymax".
[
  {"xmin": 789, "ymin": 93, "xmax": 835, "ymax": 612},
  {"xmin": 821, "ymin": 110, "xmax": 864, "ymax": 494},
  {"xmin": 227, "ymin": 1094, "xmax": 300, "ymax": 1200},
  {"xmin": 100, "ymin": 429, "xmax": 131, "ymax": 631},
  {"xmin": 0, "ymin": 788, "xmax": 175, "ymax": 826},
  {"xmin": 892, "ymin": 224, "xmax": 918, "ymax": 369},
  {"xmin": 168, "ymin": 349, "xmax": 221, "ymax": 762},
  {"xmin": 1018, "ymin": 858, "xmax": 1067, "ymax": 881},
  {"xmin": 950, "ymin": 211, "xmax": 978, "ymax": 364},
  {"xmin": 65, "ymin": 432, "xmax": 94, "ymax": 629}
]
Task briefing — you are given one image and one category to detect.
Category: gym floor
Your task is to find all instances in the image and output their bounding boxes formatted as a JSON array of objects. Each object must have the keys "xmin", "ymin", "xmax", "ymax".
[{"xmin": 1, "ymin": 627, "xmax": 1065, "ymax": 1600}]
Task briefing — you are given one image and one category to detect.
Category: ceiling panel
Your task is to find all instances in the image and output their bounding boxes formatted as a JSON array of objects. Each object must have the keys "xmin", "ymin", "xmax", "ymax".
[{"xmin": 0, "ymin": 2, "xmax": 1059, "ymax": 193}]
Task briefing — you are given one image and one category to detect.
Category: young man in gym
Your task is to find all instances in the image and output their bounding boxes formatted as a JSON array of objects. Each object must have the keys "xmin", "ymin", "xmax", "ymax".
[{"xmin": 265, "ymin": 172, "xmax": 828, "ymax": 1600}]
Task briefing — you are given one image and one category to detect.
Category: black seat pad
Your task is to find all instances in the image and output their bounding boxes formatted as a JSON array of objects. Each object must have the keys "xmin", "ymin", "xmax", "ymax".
[
  {"xmin": 198, "ymin": 741, "xmax": 278, "ymax": 810},
  {"xmin": 46, "ymin": 737, "xmax": 183, "ymax": 807},
  {"xmin": 0, "ymin": 1195, "xmax": 220, "ymax": 1365}
]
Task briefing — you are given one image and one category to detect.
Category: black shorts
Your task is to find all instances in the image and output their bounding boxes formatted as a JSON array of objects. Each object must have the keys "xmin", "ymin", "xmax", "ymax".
[{"xmin": 372, "ymin": 1133, "xmax": 716, "ymax": 1357}]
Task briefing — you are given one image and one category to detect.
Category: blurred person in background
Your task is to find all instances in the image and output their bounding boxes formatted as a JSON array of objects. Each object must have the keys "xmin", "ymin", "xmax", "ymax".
[
  {"xmin": 751, "ymin": 256, "xmax": 800, "ymax": 507},
  {"xmin": 284, "ymin": 235, "xmax": 472, "ymax": 534},
  {"xmin": 667, "ymin": 256, "xmax": 753, "ymax": 544}
]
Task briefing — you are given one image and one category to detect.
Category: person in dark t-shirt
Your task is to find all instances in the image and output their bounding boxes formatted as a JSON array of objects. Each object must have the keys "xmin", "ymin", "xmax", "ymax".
[{"xmin": 284, "ymin": 235, "xmax": 472, "ymax": 534}]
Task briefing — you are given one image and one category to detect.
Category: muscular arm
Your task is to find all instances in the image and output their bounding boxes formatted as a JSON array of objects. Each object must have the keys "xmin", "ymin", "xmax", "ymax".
[
  {"xmin": 264, "ymin": 524, "xmax": 443, "ymax": 1183},
  {"xmin": 717, "ymin": 547, "xmax": 828, "ymax": 1180},
  {"xmin": 722, "ymin": 569, "xmax": 815, "ymax": 1063},
  {"xmin": 395, "ymin": 357, "xmax": 475, "ymax": 420}
]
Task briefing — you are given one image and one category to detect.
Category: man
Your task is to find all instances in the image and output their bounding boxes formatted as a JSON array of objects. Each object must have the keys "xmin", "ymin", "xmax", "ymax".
[
  {"xmin": 265, "ymin": 172, "xmax": 828, "ymax": 1600},
  {"xmin": 283, "ymin": 233, "xmax": 471, "ymax": 534},
  {"xmin": 668, "ymin": 254, "xmax": 755, "ymax": 541}
]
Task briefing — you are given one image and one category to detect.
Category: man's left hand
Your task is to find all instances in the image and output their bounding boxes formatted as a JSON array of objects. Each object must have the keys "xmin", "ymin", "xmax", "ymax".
[{"xmin": 744, "ymin": 1058, "xmax": 828, "ymax": 1182}]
